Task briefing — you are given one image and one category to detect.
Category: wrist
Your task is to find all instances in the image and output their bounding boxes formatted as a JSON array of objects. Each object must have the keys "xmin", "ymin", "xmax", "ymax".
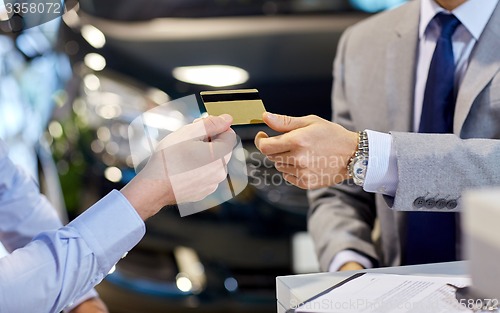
[
  {"xmin": 347, "ymin": 130, "xmax": 369, "ymax": 186},
  {"xmin": 339, "ymin": 261, "xmax": 365, "ymax": 271},
  {"xmin": 121, "ymin": 175, "xmax": 174, "ymax": 220},
  {"xmin": 338, "ymin": 130, "xmax": 360, "ymax": 182}
]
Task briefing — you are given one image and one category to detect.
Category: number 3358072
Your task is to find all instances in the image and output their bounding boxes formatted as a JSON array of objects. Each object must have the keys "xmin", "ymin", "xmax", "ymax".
[
  {"xmin": 459, "ymin": 298, "xmax": 499, "ymax": 310},
  {"xmin": 4, "ymin": 2, "xmax": 61, "ymax": 15}
]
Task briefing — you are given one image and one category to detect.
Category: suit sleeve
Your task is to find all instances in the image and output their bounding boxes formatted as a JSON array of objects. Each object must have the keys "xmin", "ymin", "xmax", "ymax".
[
  {"xmin": 307, "ymin": 27, "xmax": 379, "ymax": 271},
  {"xmin": 388, "ymin": 132, "xmax": 500, "ymax": 211},
  {"xmin": 0, "ymin": 142, "xmax": 146, "ymax": 313}
]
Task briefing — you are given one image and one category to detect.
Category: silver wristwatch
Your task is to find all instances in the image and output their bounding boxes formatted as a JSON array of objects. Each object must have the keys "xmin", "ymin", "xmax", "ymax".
[{"xmin": 347, "ymin": 131, "xmax": 369, "ymax": 186}]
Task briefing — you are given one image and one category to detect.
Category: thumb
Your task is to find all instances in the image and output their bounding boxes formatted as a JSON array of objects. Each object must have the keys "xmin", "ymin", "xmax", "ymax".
[
  {"xmin": 262, "ymin": 112, "xmax": 309, "ymax": 133},
  {"xmin": 201, "ymin": 114, "xmax": 233, "ymax": 138}
]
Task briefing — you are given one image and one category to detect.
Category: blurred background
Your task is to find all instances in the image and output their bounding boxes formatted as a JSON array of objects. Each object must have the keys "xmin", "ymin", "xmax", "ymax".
[{"xmin": 0, "ymin": 0, "xmax": 405, "ymax": 312}]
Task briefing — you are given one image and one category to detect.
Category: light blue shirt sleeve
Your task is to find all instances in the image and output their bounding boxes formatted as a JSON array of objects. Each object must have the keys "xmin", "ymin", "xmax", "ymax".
[
  {"xmin": 0, "ymin": 142, "xmax": 146, "ymax": 313},
  {"xmin": 0, "ymin": 141, "xmax": 100, "ymax": 311}
]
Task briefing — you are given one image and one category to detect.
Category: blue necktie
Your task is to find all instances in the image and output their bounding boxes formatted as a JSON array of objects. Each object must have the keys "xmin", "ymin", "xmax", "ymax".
[
  {"xmin": 404, "ymin": 13, "xmax": 461, "ymax": 265},
  {"xmin": 419, "ymin": 13, "xmax": 461, "ymax": 133}
]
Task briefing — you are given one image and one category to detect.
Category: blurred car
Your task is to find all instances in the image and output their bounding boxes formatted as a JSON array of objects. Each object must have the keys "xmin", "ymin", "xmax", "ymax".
[{"xmin": 52, "ymin": 1, "xmax": 371, "ymax": 312}]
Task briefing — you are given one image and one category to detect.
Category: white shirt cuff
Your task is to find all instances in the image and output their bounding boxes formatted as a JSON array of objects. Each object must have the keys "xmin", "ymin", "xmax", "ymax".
[
  {"xmin": 328, "ymin": 250, "xmax": 373, "ymax": 272},
  {"xmin": 363, "ymin": 130, "xmax": 398, "ymax": 197}
]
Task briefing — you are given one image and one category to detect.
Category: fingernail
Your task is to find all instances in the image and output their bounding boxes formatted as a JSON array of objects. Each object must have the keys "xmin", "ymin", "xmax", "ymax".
[
  {"xmin": 221, "ymin": 114, "xmax": 233, "ymax": 123},
  {"xmin": 265, "ymin": 112, "xmax": 277, "ymax": 120}
]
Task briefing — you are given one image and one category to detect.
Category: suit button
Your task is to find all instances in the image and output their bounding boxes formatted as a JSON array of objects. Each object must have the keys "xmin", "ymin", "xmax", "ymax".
[
  {"xmin": 446, "ymin": 200, "xmax": 458, "ymax": 210},
  {"xmin": 425, "ymin": 198, "xmax": 436, "ymax": 209},
  {"xmin": 436, "ymin": 199, "xmax": 447, "ymax": 209},
  {"xmin": 413, "ymin": 197, "xmax": 425, "ymax": 208}
]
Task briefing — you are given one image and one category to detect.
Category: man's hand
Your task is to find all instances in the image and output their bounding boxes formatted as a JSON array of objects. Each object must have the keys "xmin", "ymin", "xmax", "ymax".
[
  {"xmin": 254, "ymin": 112, "xmax": 358, "ymax": 189},
  {"xmin": 122, "ymin": 114, "xmax": 235, "ymax": 220},
  {"xmin": 69, "ymin": 297, "xmax": 108, "ymax": 313}
]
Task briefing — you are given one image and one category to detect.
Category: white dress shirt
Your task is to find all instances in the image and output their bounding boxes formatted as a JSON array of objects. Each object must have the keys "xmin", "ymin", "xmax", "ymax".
[{"xmin": 330, "ymin": 0, "xmax": 499, "ymax": 271}]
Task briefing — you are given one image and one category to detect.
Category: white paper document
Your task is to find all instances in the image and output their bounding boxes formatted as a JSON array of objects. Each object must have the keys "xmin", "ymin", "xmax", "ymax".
[{"xmin": 295, "ymin": 273, "xmax": 470, "ymax": 313}]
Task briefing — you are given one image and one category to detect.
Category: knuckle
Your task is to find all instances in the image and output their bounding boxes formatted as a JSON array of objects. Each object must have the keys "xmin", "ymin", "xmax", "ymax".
[
  {"xmin": 297, "ymin": 156, "xmax": 308, "ymax": 167},
  {"xmin": 276, "ymin": 163, "xmax": 286, "ymax": 172},
  {"xmin": 204, "ymin": 117, "xmax": 218, "ymax": 134},
  {"xmin": 270, "ymin": 155, "xmax": 282, "ymax": 164},
  {"xmin": 283, "ymin": 115, "xmax": 293, "ymax": 127},
  {"xmin": 289, "ymin": 136, "xmax": 304, "ymax": 148},
  {"xmin": 299, "ymin": 174, "xmax": 308, "ymax": 183},
  {"xmin": 306, "ymin": 114, "xmax": 316, "ymax": 120}
]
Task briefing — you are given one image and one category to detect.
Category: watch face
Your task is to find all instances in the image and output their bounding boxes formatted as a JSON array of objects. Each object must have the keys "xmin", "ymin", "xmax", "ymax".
[{"xmin": 352, "ymin": 155, "xmax": 368, "ymax": 184}]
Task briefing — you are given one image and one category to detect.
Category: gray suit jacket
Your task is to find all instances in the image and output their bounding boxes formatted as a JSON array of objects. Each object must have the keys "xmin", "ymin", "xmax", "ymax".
[{"xmin": 308, "ymin": 0, "xmax": 500, "ymax": 270}]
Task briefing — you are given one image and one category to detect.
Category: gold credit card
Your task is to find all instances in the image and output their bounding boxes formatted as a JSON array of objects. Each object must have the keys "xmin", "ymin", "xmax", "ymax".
[{"xmin": 200, "ymin": 89, "xmax": 266, "ymax": 125}]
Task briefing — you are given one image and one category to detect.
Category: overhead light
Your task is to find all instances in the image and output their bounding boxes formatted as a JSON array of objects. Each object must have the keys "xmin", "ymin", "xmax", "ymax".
[
  {"xmin": 84, "ymin": 53, "xmax": 106, "ymax": 71},
  {"xmin": 81, "ymin": 25, "xmax": 106, "ymax": 49},
  {"xmin": 172, "ymin": 65, "xmax": 249, "ymax": 87}
]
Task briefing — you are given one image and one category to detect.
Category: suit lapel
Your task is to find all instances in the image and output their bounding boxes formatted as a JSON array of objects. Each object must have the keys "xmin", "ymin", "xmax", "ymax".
[
  {"xmin": 454, "ymin": 4, "xmax": 500, "ymax": 133},
  {"xmin": 386, "ymin": 1, "xmax": 420, "ymax": 132}
]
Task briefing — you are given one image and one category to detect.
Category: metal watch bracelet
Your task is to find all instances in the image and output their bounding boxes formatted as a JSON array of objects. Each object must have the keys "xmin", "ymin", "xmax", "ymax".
[{"xmin": 347, "ymin": 131, "xmax": 369, "ymax": 186}]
